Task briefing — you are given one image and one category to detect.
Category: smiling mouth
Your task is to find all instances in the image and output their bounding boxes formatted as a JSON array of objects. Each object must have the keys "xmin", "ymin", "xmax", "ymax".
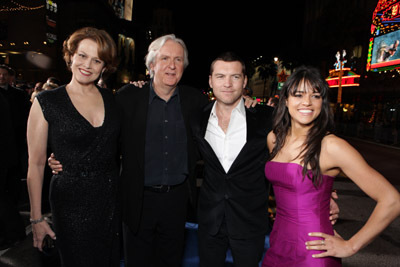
[
  {"xmin": 79, "ymin": 69, "xmax": 91, "ymax": 76},
  {"xmin": 298, "ymin": 110, "xmax": 313, "ymax": 114}
]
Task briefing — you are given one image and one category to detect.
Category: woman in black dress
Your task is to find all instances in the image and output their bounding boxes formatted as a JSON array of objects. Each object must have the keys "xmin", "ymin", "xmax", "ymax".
[{"xmin": 27, "ymin": 27, "xmax": 120, "ymax": 267}]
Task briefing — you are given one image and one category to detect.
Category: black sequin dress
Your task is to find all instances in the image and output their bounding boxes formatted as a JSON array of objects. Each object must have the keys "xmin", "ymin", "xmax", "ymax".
[{"xmin": 36, "ymin": 86, "xmax": 121, "ymax": 267}]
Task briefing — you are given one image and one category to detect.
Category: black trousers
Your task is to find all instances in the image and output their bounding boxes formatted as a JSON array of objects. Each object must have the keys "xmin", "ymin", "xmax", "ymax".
[
  {"xmin": 123, "ymin": 183, "xmax": 189, "ymax": 267},
  {"xmin": 198, "ymin": 221, "xmax": 266, "ymax": 267}
]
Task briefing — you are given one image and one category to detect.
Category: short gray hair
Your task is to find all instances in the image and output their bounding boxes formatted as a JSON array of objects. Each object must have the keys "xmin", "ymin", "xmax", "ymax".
[{"xmin": 145, "ymin": 34, "xmax": 189, "ymax": 78}]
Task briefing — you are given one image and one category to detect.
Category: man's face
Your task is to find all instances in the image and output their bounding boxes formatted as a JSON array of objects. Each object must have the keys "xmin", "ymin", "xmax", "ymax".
[
  {"xmin": 209, "ymin": 60, "xmax": 247, "ymax": 107},
  {"xmin": 0, "ymin": 68, "xmax": 9, "ymax": 86},
  {"xmin": 150, "ymin": 40, "xmax": 185, "ymax": 90}
]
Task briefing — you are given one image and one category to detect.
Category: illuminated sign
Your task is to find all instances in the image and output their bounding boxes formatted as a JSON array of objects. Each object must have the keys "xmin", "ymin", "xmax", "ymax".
[
  {"xmin": 371, "ymin": 29, "xmax": 400, "ymax": 69},
  {"xmin": 368, "ymin": 0, "xmax": 400, "ymax": 71},
  {"xmin": 46, "ymin": 0, "xmax": 57, "ymax": 44},
  {"xmin": 326, "ymin": 68, "xmax": 360, "ymax": 88}
]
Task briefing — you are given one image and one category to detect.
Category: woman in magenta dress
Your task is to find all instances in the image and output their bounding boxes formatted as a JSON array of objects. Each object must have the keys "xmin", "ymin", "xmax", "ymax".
[{"xmin": 262, "ymin": 66, "xmax": 400, "ymax": 267}]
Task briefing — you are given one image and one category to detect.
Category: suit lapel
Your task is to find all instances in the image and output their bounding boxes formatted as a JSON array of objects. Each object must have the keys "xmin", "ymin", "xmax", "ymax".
[
  {"xmin": 245, "ymin": 108, "xmax": 258, "ymax": 142},
  {"xmin": 200, "ymin": 101, "xmax": 213, "ymax": 138},
  {"xmin": 179, "ymin": 86, "xmax": 189, "ymax": 127},
  {"xmin": 227, "ymin": 108, "xmax": 258, "ymax": 172},
  {"xmin": 199, "ymin": 102, "xmax": 227, "ymax": 172},
  {"xmin": 199, "ymin": 102, "xmax": 260, "ymax": 174},
  {"xmin": 134, "ymin": 86, "xmax": 150, "ymax": 170}
]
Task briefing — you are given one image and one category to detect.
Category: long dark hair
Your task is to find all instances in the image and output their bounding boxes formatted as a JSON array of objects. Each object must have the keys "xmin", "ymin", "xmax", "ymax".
[{"xmin": 270, "ymin": 66, "xmax": 335, "ymax": 186}]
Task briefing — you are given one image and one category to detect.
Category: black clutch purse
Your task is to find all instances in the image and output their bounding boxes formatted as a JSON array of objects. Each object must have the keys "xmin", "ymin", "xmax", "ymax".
[
  {"xmin": 42, "ymin": 234, "xmax": 56, "ymax": 256},
  {"xmin": 41, "ymin": 217, "xmax": 59, "ymax": 259}
]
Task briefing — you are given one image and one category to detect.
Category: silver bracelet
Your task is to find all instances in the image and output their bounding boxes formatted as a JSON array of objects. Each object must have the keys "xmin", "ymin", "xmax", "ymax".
[{"xmin": 30, "ymin": 216, "xmax": 47, "ymax": 224}]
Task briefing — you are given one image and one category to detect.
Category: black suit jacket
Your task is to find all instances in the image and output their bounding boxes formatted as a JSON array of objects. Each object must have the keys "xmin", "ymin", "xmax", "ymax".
[
  {"xmin": 0, "ymin": 85, "xmax": 30, "ymax": 172},
  {"xmin": 193, "ymin": 102, "xmax": 274, "ymax": 239},
  {"xmin": 116, "ymin": 83, "xmax": 208, "ymax": 234},
  {"xmin": 0, "ymin": 92, "xmax": 17, "ymax": 168}
]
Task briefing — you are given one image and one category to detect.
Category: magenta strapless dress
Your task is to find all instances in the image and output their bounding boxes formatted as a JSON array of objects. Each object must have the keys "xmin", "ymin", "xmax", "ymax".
[{"xmin": 262, "ymin": 161, "xmax": 341, "ymax": 267}]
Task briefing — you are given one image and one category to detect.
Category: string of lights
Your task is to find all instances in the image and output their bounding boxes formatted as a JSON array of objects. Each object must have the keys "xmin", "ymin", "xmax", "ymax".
[{"xmin": 0, "ymin": 0, "xmax": 44, "ymax": 12}]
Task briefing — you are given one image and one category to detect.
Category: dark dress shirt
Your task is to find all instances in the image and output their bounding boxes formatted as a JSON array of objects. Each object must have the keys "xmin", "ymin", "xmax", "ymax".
[{"xmin": 144, "ymin": 83, "xmax": 188, "ymax": 186}]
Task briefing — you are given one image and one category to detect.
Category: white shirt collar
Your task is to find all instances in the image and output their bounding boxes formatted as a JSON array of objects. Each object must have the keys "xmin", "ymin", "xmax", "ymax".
[
  {"xmin": 210, "ymin": 98, "xmax": 246, "ymax": 118},
  {"xmin": 205, "ymin": 97, "xmax": 247, "ymax": 173}
]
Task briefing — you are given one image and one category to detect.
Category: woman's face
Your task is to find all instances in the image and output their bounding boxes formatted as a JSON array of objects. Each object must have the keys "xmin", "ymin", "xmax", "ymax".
[
  {"xmin": 70, "ymin": 38, "xmax": 105, "ymax": 85},
  {"xmin": 286, "ymin": 81, "xmax": 323, "ymax": 127}
]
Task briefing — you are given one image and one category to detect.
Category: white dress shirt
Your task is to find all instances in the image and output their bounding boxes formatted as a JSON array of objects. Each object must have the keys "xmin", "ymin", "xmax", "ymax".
[{"xmin": 205, "ymin": 98, "xmax": 247, "ymax": 173}]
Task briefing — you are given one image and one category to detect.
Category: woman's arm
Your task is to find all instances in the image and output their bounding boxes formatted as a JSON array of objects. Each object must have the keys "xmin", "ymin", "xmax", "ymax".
[
  {"xmin": 26, "ymin": 98, "xmax": 55, "ymax": 251},
  {"xmin": 307, "ymin": 136, "xmax": 400, "ymax": 258}
]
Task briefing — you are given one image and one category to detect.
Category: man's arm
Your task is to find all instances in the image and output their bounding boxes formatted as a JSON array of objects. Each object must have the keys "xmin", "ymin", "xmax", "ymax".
[
  {"xmin": 48, "ymin": 153, "xmax": 63, "ymax": 174},
  {"xmin": 330, "ymin": 191, "xmax": 339, "ymax": 225}
]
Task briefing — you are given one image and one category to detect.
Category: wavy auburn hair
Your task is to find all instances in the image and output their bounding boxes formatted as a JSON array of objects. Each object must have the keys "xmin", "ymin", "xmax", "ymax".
[
  {"xmin": 270, "ymin": 66, "xmax": 335, "ymax": 186},
  {"xmin": 63, "ymin": 27, "xmax": 118, "ymax": 75}
]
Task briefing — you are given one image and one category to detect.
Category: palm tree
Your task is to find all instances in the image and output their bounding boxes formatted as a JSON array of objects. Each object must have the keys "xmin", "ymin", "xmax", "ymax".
[{"xmin": 257, "ymin": 61, "xmax": 278, "ymax": 102}]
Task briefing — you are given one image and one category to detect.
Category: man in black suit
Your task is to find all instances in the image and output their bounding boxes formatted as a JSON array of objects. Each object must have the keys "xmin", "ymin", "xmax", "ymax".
[
  {"xmin": 0, "ymin": 65, "xmax": 31, "ymax": 175},
  {"xmin": 0, "ymin": 64, "xmax": 30, "ymax": 249},
  {"xmin": 116, "ymin": 34, "xmax": 208, "ymax": 267},
  {"xmin": 191, "ymin": 52, "xmax": 273, "ymax": 267}
]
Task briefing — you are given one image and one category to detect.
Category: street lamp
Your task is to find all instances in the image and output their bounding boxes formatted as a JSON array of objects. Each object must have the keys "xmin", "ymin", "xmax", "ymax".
[{"xmin": 271, "ymin": 57, "xmax": 279, "ymax": 97}]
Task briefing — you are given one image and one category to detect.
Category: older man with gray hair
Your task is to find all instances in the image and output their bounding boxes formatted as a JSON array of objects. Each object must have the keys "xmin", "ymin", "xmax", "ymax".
[{"xmin": 116, "ymin": 34, "xmax": 208, "ymax": 267}]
